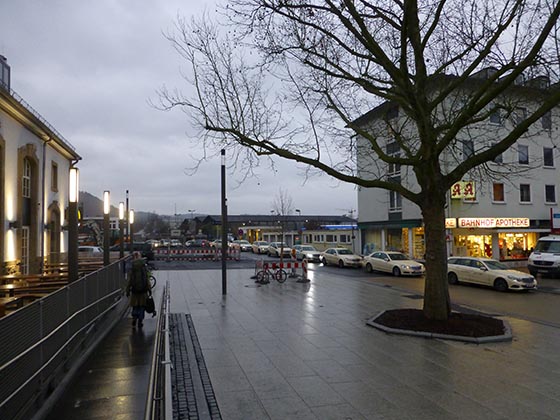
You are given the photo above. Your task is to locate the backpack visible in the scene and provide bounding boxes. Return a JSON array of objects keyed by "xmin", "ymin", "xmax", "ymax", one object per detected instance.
[{"xmin": 130, "ymin": 261, "xmax": 148, "ymax": 293}]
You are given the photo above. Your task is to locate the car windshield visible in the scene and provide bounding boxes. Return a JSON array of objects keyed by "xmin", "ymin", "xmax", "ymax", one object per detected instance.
[
  {"xmin": 337, "ymin": 249, "xmax": 352, "ymax": 255},
  {"xmin": 483, "ymin": 260, "xmax": 509, "ymax": 270},
  {"xmin": 301, "ymin": 246, "xmax": 316, "ymax": 251},
  {"xmin": 534, "ymin": 240, "xmax": 560, "ymax": 253},
  {"xmin": 388, "ymin": 253, "xmax": 408, "ymax": 261}
]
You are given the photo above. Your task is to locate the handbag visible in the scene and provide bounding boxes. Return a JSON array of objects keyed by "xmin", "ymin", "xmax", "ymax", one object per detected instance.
[{"xmin": 145, "ymin": 294, "xmax": 156, "ymax": 317}]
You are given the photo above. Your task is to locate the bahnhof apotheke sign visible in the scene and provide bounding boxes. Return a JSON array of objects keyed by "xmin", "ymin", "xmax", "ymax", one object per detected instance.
[{"xmin": 455, "ymin": 218, "xmax": 530, "ymax": 228}]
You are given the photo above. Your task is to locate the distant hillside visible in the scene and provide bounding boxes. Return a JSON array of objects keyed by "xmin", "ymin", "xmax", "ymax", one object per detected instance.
[{"xmin": 79, "ymin": 191, "xmax": 154, "ymax": 221}]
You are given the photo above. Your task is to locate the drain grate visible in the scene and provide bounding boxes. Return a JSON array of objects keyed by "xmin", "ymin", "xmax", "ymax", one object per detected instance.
[{"xmin": 169, "ymin": 314, "xmax": 222, "ymax": 420}]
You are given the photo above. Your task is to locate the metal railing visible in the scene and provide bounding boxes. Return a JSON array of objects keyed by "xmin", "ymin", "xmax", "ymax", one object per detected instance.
[
  {"xmin": 145, "ymin": 281, "xmax": 172, "ymax": 420},
  {"xmin": 0, "ymin": 260, "xmax": 127, "ymax": 420}
]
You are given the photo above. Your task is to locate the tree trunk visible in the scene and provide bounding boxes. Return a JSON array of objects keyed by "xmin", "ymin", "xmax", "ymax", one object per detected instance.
[{"xmin": 421, "ymin": 195, "xmax": 451, "ymax": 321}]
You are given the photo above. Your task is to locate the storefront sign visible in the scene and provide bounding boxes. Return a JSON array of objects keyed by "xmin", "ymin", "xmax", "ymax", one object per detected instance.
[
  {"xmin": 445, "ymin": 218, "xmax": 457, "ymax": 228},
  {"xmin": 450, "ymin": 181, "xmax": 475, "ymax": 199},
  {"xmin": 458, "ymin": 218, "xmax": 529, "ymax": 228},
  {"xmin": 551, "ymin": 208, "xmax": 560, "ymax": 233}
]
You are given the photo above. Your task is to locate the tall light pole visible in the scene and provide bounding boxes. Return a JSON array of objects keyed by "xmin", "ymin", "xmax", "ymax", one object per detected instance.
[
  {"xmin": 103, "ymin": 191, "xmax": 110, "ymax": 266},
  {"xmin": 221, "ymin": 149, "xmax": 227, "ymax": 295},
  {"xmin": 119, "ymin": 202, "xmax": 125, "ymax": 259},
  {"xmin": 68, "ymin": 167, "xmax": 79, "ymax": 282},
  {"xmin": 129, "ymin": 209, "xmax": 135, "ymax": 255},
  {"xmin": 295, "ymin": 209, "xmax": 301, "ymax": 245}
]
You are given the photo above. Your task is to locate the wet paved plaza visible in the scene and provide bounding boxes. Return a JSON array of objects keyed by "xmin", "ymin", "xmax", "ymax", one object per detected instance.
[{"xmin": 46, "ymin": 268, "xmax": 560, "ymax": 419}]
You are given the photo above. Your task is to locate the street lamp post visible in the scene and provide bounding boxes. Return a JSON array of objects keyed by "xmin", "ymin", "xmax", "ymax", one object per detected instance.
[
  {"xmin": 129, "ymin": 209, "xmax": 135, "ymax": 255},
  {"xmin": 221, "ymin": 149, "xmax": 227, "ymax": 295},
  {"xmin": 119, "ymin": 202, "xmax": 125, "ymax": 259},
  {"xmin": 103, "ymin": 191, "xmax": 110, "ymax": 266},
  {"xmin": 295, "ymin": 209, "xmax": 301, "ymax": 245},
  {"xmin": 68, "ymin": 168, "xmax": 79, "ymax": 282}
]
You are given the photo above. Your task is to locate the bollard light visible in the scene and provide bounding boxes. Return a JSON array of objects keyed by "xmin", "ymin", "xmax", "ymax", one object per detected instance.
[
  {"xmin": 103, "ymin": 191, "xmax": 110, "ymax": 266},
  {"xmin": 129, "ymin": 209, "xmax": 135, "ymax": 255},
  {"xmin": 119, "ymin": 202, "xmax": 125, "ymax": 259},
  {"xmin": 68, "ymin": 168, "xmax": 79, "ymax": 282}
]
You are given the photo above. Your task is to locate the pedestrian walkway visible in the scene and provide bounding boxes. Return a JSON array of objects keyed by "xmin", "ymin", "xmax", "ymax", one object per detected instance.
[
  {"xmin": 164, "ymin": 269, "xmax": 560, "ymax": 420},
  {"xmin": 45, "ymin": 309, "xmax": 157, "ymax": 419},
  {"xmin": 44, "ymin": 269, "xmax": 560, "ymax": 419}
]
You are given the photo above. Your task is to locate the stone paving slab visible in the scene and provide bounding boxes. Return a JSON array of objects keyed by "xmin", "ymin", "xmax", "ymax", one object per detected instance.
[{"xmin": 163, "ymin": 269, "xmax": 560, "ymax": 420}]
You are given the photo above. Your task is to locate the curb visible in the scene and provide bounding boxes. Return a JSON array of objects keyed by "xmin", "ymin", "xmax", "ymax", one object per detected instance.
[{"xmin": 366, "ymin": 310, "xmax": 513, "ymax": 344}]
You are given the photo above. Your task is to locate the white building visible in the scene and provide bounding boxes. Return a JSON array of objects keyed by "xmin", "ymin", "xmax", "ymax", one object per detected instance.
[
  {"xmin": 0, "ymin": 56, "xmax": 81, "ymax": 274},
  {"xmin": 356, "ymin": 69, "xmax": 559, "ymax": 264}
]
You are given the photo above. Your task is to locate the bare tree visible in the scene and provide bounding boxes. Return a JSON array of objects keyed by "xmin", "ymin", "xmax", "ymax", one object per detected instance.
[
  {"xmin": 271, "ymin": 188, "xmax": 294, "ymax": 264},
  {"xmin": 158, "ymin": 0, "xmax": 560, "ymax": 320}
]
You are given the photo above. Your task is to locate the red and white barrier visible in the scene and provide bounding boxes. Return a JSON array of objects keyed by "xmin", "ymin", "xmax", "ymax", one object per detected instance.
[
  {"xmin": 254, "ymin": 260, "xmax": 310, "ymax": 283},
  {"xmin": 154, "ymin": 248, "xmax": 240, "ymax": 261}
]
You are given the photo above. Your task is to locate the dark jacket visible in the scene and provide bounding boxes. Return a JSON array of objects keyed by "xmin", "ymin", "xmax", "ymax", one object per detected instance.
[{"xmin": 126, "ymin": 259, "xmax": 151, "ymax": 307}]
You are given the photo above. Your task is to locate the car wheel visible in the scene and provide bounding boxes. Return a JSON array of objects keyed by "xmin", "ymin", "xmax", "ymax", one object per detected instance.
[
  {"xmin": 322, "ymin": 257, "xmax": 327, "ymax": 266},
  {"xmin": 494, "ymin": 278, "xmax": 509, "ymax": 292},
  {"xmin": 448, "ymin": 272, "xmax": 459, "ymax": 285},
  {"xmin": 392, "ymin": 266, "xmax": 401, "ymax": 277},
  {"xmin": 338, "ymin": 259, "xmax": 344, "ymax": 268},
  {"xmin": 366, "ymin": 263, "xmax": 373, "ymax": 273}
]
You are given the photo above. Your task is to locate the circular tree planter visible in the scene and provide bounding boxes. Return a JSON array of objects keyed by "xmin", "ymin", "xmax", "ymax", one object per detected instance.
[{"xmin": 367, "ymin": 308, "xmax": 512, "ymax": 344}]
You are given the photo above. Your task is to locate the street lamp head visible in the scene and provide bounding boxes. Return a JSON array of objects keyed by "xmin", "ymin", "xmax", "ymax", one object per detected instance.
[
  {"xmin": 103, "ymin": 191, "xmax": 110, "ymax": 215},
  {"xmin": 119, "ymin": 202, "xmax": 125, "ymax": 220},
  {"xmin": 69, "ymin": 168, "xmax": 79, "ymax": 203},
  {"xmin": 129, "ymin": 209, "xmax": 135, "ymax": 225}
]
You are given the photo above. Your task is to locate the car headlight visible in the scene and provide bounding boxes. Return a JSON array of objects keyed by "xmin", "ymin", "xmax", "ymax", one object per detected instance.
[
  {"xmin": 401, "ymin": 264, "xmax": 411, "ymax": 269},
  {"xmin": 506, "ymin": 275, "xmax": 521, "ymax": 281}
]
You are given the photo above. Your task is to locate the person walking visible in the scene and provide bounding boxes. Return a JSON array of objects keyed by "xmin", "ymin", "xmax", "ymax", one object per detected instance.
[{"xmin": 126, "ymin": 251, "xmax": 151, "ymax": 327}]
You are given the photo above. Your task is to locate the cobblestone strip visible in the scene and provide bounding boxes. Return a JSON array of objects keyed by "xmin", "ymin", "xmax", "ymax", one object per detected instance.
[
  {"xmin": 170, "ymin": 313, "xmax": 199, "ymax": 420},
  {"xmin": 185, "ymin": 314, "xmax": 222, "ymax": 420}
]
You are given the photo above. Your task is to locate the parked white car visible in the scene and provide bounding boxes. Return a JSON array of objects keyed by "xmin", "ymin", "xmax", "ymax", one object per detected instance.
[
  {"xmin": 292, "ymin": 245, "xmax": 321, "ymax": 262},
  {"xmin": 78, "ymin": 246, "xmax": 103, "ymax": 255},
  {"xmin": 233, "ymin": 240, "xmax": 252, "ymax": 251},
  {"xmin": 267, "ymin": 242, "xmax": 292, "ymax": 257},
  {"xmin": 252, "ymin": 241, "xmax": 269, "ymax": 254},
  {"xmin": 320, "ymin": 248, "xmax": 362, "ymax": 268},
  {"xmin": 447, "ymin": 257, "xmax": 537, "ymax": 292},
  {"xmin": 363, "ymin": 251, "xmax": 425, "ymax": 276}
]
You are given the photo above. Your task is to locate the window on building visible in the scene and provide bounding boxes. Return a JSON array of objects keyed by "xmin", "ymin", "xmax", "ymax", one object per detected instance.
[
  {"xmin": 51, "ymin": 161, "xmax": 58, "ymax": 191},
  {"xmin": 313, "ymin": 234, "xmax": 324, "ymax": 243},
  {"xmin": 23, "ymin": 159, "xmax": 31, "ymax": 198},
  {"xmin": 543, "ymin": 147, "xmax": 554, "ymax": 167},
  {"xmin": 545, "ymin": 185, "xmax": 556, "ymax": 204},
  {"xmin": 492, "ymin": 183, "xmax": 505, "ymax": 202},
  {"xmin": 386, "ymin": 141, "xmax": 401, "ymax": 175},
  {"xmin": 492, "ymin": 142, "xmax": 503, "ymax": 164},
  {"xmin": 339, "ymin": 234, "xmax": 351, "ymax": 243},
  {"xmin": 462, "ymin": 140, "xmax": 474, "ymax": 160},
  {"xmin": 489, "ymin": 109, "xmax": 502, "ymax": 124},
  {"xmin": 512, "ymin": 107, "xmax": 527, "ymax": 125},
  {"xmin": 389, "ymin": 190, "xmax": 402, "ymax": 212},
  {"xmin": 325, "ymin": 234, "xmax": 336, "ymax": 243},
  {"xmin": 520, "ymin": 184, "xmax": 531, "ymax": 202},
  {"xmin": 518, "ymin": 145, "xmax": 529, "ymax": 164},
  {"xmin": 542, "ymin": 111, "xmax": 552, "ymax": 130}
]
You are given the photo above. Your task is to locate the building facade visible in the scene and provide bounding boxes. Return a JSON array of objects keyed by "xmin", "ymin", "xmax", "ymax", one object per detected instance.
[
  {"xmin": 0, "ymin": 56, "xmax": 80, "ymax": 274},
  {"xmin": 357, "ymin": 70, "xmax": 559, "ymax": 264}
]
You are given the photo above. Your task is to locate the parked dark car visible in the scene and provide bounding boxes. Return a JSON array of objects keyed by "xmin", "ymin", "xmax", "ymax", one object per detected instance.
[{"xmin": 186, "ymin": 239, "xmax": 210, "ymax": 248}]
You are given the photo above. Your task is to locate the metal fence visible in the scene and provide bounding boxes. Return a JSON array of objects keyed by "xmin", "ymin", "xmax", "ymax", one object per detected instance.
[
  {"xmin": 144, "ymin": 281, "xmax": 172, "ymax": 420},
  {"xmin": 0, "ymin": 260, "xmax": 127, "ymax": 420}
]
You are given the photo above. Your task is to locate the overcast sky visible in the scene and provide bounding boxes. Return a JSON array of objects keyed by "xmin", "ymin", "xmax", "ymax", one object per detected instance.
[{"xmin": 0, "ymin": 0, "xmax": 357, "ymax": 217}]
